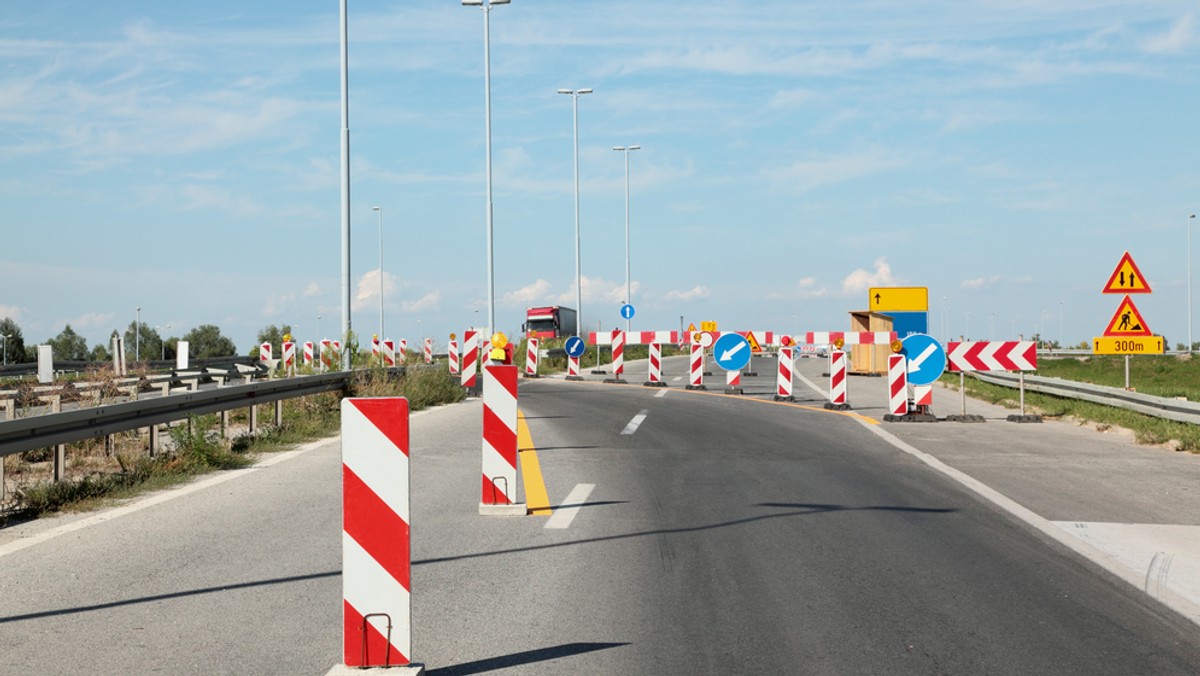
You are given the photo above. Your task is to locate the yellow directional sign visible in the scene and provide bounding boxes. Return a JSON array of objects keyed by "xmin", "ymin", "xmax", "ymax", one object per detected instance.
[
  {"xmin": 1102, "ymin": 251, "xmax": 1151, "ymax": 294},
  {"xmin": 869, "ymin": 287, "xmax": 929, "ymax": 312},
  {"xmin": 1092, "ymin": 336, "xmax": 1164, "ymax": 355},
  {"xmin": 700, "ymin": 321, "xmax": 718, "ymax": 332}
]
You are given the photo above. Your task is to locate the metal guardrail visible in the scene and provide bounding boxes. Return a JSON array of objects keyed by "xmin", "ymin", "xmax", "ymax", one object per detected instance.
[
  {"xmin": 0, "ymin": 370, "xmax": 371, "ymax": 459},
  {"xmin": 970, "ymin": 372, "xmax": 1200, "ymax": 425}
]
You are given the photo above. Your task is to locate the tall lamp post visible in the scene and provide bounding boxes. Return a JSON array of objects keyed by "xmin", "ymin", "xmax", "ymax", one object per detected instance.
[
  {"xmin": 135, "ymin": 306, "xmax": 141, "ymax": 362},
  {"xmin": 463, "ymin": 0, "xmax": 511, "ymax": 336},
  {"xmin": 1190, "ymin": 214, "xmax": 1196, "ymax": 353},
  {"xmin": 613, "ymin": 144, "xmax": 640, "ymax": 334},
  {"xmin": 373, "ymin": 206, "xmax": 385, "ymax": 339},
  {"xmin": 1058, "ymin": 300, "xmax": 1064, "ymax": 349},
  {"xmin": 558, "ymin": 87, "xmax": 592, "ymax": 337},
  {"xmin": 156, "ymin": 324, "xmax": 171, "ymax": 360},
  {"xmin": 1, "ymin": 334, "xmax": 9, "ymax": 367}
]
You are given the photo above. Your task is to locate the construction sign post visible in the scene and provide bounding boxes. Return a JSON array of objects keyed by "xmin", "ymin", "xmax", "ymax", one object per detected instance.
[{"xmin": 1093, "ymin": 251, "xmax": 1164, "ymax": 363}]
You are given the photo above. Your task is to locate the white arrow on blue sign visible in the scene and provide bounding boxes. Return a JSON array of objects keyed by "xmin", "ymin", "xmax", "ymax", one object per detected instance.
[
  {"xmin": 620, "ymin": 303, "xmax": 635, "ymax": 320},
  {"xmin": 900, "ymin": 333, "xmax": 946, "ymax": 386},
  {"xmin": 712, "ymin": 333, "xmax": 751, "ymax": 372},
  {"xmin": 565, "ymin": 336, "xmax": 586, "ymax": 359}
]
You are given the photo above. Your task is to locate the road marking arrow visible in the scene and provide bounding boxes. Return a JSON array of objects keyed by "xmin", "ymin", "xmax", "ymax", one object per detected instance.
[{"xmin": 720, "ymin": 341, "xmax": 747, "ymax": 362}]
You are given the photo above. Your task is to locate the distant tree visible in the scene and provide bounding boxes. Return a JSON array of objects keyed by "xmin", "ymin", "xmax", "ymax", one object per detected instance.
[
  {"xmin": 0, "ymin": 317, "xmax": 27, "ymax": 364},
  {"xmin": 123, "ymin": 321, "xmax": 162, "ymax": 363},
  {"xmin": 47, "ymin": 324, "xmax": 89, "ymax": 361},
  {"xmin": 89, "ymin": 342, "xmax": 111, "ymax": 362},
  {"xmin": 182, "ymin": 324, "xmax": 237, "ymax": 359},
  {"xmin": 161, "ymin": 337, "xmax": 178, "ymax": 361},
  {"xmin": 251, "ymin": 324, "xmax": 294, "ymax": 358}
]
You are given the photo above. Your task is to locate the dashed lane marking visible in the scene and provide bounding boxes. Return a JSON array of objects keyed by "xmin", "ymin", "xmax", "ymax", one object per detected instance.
[
  {"xmin": 545, "ymin": 483, "xmax": 596, "ymax": 530},
  {"xmin": 621, "ymin": 410, "xmax": 649, "ymax": 435}
]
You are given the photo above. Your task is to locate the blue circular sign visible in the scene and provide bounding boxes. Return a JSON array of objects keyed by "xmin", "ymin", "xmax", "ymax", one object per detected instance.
[
  {"xmin": 620, "ymin": 303, "xmax": 636, "ymax": 320},
  {"xmin": 564, "ymin": 335, "xmax": 586, "ymax": 358},
  {"xmin": 900, "ymin": 333, "xmax": 946, "ymax": 386},
  {"xmin": 712, "ymin": 333, "xmax": 752, "ymax": 371}
]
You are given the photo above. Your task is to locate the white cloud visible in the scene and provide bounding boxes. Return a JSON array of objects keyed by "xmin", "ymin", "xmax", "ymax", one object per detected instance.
[
  {"xmin": 841, "ymin": 258, "xmax": 898, "ymax": 295},
  {"xmin": 0, "ymin": 304, "xmax": 26, "ymax": 322},
  {"xmin": 503, "ymin": 279, "xmax": 553, "ymax": 307},
  {"xmin": 400, "ymin": 291, "xmax": 439, "ymax": 313},
  {"xmin": 263, "ymin": 293, "xmax": 296, "ymax": 317},
  {"xmin": 302, "ymin": 281, "xmax": 320, "ymax": 297},
  {"xmin": 71, "ymin": 312, "xmax": 116, "ymax": 328},
  {"xmin": 764, "ymin": 148, "xmax": 907, "ymax": 193},
  {"xmin": 352, "ymin": 269, "xmax": 400, "ymax": 312},
  {"xmin": 662, "ymin": 285, "xmax": 711, "ymax": 302},
  {"xmin": 1142, "ymin": 14, "xmax": 1194, "ymax": 54},
  {"xmin": 767, "ymin": 277, "xmax": 830, "ymax": 301},
  {"xmin": 961, "ymin": 276, "xmax": 1002, "ymax": 290}
]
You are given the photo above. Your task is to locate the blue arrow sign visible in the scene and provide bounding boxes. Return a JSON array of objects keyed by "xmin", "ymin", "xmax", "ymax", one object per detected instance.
[
  {"xmin": 620, "ymin": 303, "xmax": 635, "ymax": 320},
  {"xmin": 712, "ymin": 333, "xmax": 751, "ymax": 372},
  {"xmin": 564, "ymin": 335, "xmax": 586, "ymax": 358},
  {"xmin": 900, "ymin": 333, "xmax": 946, "ymax": 386}
]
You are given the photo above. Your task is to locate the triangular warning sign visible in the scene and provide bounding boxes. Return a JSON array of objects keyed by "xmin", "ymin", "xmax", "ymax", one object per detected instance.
[
  {"xmin": 746, "ymin": 331, "xmax": 763, "ymax": 353},
  {"xmin": 1102, "ymin": 251, "xmax": 1151, "ymax": 294},
  {"xmin": 1103, "ymin": 295, "xmax": 1152, "ymax": 336},
  {"xmin": 687, "ymin": 323, "xmax": 697, "ymax": 333}
]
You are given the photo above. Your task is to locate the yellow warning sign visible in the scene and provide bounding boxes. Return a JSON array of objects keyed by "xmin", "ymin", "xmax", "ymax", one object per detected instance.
[
  {"xmin": 746, "ymin": 331, "xmax": 763, "ymax": 353},
  {"xmin": 1093, "ymin": 336, "xmax": 1164, "ymax": 355},
  {"xmin": 1102, "ymin": 251, "xmax": 1151, "ymax": 294},
  {"xmin": 686, "ymin": 323, "xmax": 697, "ymax": 333},
  {"xmin": 1103, "ymin": 295, "xmax": 1152, "ymax": 336}
]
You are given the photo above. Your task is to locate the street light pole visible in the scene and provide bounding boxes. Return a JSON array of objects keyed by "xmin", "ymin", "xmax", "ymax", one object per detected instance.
[
  {"xmin": 558, "ymin": 87, "xmax": 592, "ymax": 337},
  {"xmin": 1058, "ymin": 300, "xmax": 1064, "ymax": 349},
  {"xmin": 135, "ymin": 306, "xmax": 141, "ymax": 362},
  {"xmin": 464, "ymin": 0, "xmax": 511, "ymax": 336},
  {"xmin": 613, "ymin": 144, "xmax": 640, "ymax": 334},
  {"xmin": 1190, "ymin": 214, "xmax": 1196, "ymax": 352},
  {"xmin": 374, "ymin": 206, "xmax": 384, "ymax": 340},
  {"xmin": 339, "ymin": 0, "xmax": 352, "ymax": 370},
  {"xmin": 1, "ymin": 334, "xmax": 9, "ymax": 367}
]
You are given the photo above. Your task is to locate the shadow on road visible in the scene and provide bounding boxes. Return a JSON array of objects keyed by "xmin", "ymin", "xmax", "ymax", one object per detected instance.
[{"xmin": 425, "ymin": 642, "xmax": 629, "ymax": 675}]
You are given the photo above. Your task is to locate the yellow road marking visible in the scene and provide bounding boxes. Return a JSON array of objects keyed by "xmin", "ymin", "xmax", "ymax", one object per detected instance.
[{"xmin": 518, "ymin": 410, "xmax": 553, "ymax": 515}]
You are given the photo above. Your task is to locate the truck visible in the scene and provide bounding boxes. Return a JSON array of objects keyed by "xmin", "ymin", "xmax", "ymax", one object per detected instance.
[{"xmin": 523, "ymin": 306, "xmax": 578, "ymax": 339}]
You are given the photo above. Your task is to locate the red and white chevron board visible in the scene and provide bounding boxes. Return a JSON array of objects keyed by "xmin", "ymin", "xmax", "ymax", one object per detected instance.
[
  {"xmin": 382, "ymin": 340, "xmax": 395, "ymax": 368},
  {"xmin": 282, "ymin": 341, "xmax": 295, "ymax": 369},
  {"xmin": 589, "ymin": 330, "xmax": 680, "ymax": 345},
  {"xmin": 340, "ymin": 397, "xmax": 412, "ymax": 668},
  {"xmin": 423, "ymin": 338, "xmax": 433, "ymax": 364},
  {"xmin": 259, "ymin": 342, "xmax": 271, "ymax": 362},
  {"xmin": 946, "ymin": 341, "xmax": 1037, "ymax": 372},
  {"xmin": 690, "ymin": 343, "xmax": 705, "ymax": 387},
  {"xmin": 448, "ymin": 340, "xmax": 459, "ymax": 375},
  {"xmin": 888, "ymin": 354, "xmax": 908, "ymax": 415},
  {"xmin": 481, "ymin": 365, "xmax": 518, "ymax": 505},
  {"xmin": 777, "ymin": 347, "xmax": 794, "ymax": 398},
  {"xmin": 525, "ymin": 337, "xmax": 539, "ymax": 376},
  {"xmin": 460, "ymin": 331, "xmax": 478, "ymax": 388},
  {"xmin": 805, "ymin": 331, "xmax": 897, "ymax": 345},
  {"xmin": 303, "ymin": 341, "xmax": 314, "ymax": 366},
  {"xmin": 829, "ymin": 351, "xmax": 847, "ymax": 405},
  {"xmin": 611, "ymin": 330, "xmax": 625, "ymax": 376},
  {"xmin": 647, "ymin": 342, "xmax": 662, "ymax": 383}
]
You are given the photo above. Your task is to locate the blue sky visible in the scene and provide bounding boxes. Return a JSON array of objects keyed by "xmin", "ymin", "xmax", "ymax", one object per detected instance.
[{"xmin": 2, "ymin": 1, "xmax": 1198, "ymax": 353}]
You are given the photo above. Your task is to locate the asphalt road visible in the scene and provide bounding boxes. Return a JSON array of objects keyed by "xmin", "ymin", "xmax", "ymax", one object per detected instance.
[{"xmin": 2, "ymin": 367, "xmax": 1199, "ymax": 674}]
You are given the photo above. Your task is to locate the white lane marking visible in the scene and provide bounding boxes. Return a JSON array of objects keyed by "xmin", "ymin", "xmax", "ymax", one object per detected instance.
[
  {"xmin": 654, "ymin": 388, "xmax": 669, "ymax": 398},
  {"xmin": 621, "ymin": 410, "xmax": 649, "ymax": 435},
  {"xmin": 672, "ymin": 376, "xmax": 683, "ymax": 382},
  {"xmin": 545, "ymin": 483, "xmax": 596, "ymax": 530}
]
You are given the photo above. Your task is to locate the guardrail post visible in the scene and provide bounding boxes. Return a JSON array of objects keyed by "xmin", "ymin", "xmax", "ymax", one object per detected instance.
[
  {"xmin": 149, "ymin": 423, "xmax": 160, "ymax": 457},
  {"xmin": 249, "ymin": 404, "xmax": 258, "ymax": 435},
  {"xmin": 1, "ymin": 399, "xmax": 12, "ymax": 421},
  {"xmin": 49, "ymin": 396, "xmax": 66, "ymax": 482},
  {"xmin": 274, "ymin": 400, "xmax": 283, "ymax": 427},
  {"xmin": 220, "ymin": 410, "xmax": 230, "ymax": 439}
]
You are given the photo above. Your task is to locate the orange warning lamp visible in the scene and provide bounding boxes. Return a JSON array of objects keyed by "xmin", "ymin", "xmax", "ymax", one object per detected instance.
[
  {"xmin": 781, "ymin": 335, "xmax": 794, "ymax": 347},
  {"xmin": 890, "ymin": 339, "xmax": 904, "ymax": 353},
  {"xmin": 489, "ymin": 332, "xmax": 509, "ymax": 361},
  {"xmin": 283, "ymin": 333, "xmax": 292, "ymax": 343},
  {"xmin": 450, "ymin": 333, "xmax": 457, "ymax": 341},
  {"xmin": 833, "ymin": 337, "xmax": 845, "ymax": 350}
]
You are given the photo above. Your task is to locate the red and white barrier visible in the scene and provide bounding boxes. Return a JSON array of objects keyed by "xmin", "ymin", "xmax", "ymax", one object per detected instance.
[
  {"xmin": 333, "ymin": 341, "xmax": 343, "ymax": 369},
  {"xmin": 423, "ymin": 338, "xmax": 433, "ymax": 364},
  {"xmin": 567, "ymin": 354, "xmax": 580, "ymax": 378},
  {"xmin": 688, "ymin": 343, "xmax": 705, "ymax": 389},
  {"xmin": 829, "ymin": 351, "xmax": 847, "ymax": 406},
  {"xmin": 725, "ymin": 369, "xmax": 741, "ymax": 392},
  {"xmin": 259, "ymin": 342, "xmax": 272, "ymax": 362},
  {"xmin": 888, "ymin": 354, "xmax": 908, "ymax": 416},
  {"xmin": 647, "ymin": 343, "xmax": 662, "ymax": 384},
  {"xmin": 611, "ymin": 330, "xmax": 625, "ymax": 378},
  {"xmin": 282, "ymin": 341, "xmax": 296, "ymax": 372},
  {"xmin": 946, "ymin": 341, "xmax": 1037, "ymax": 372},
  {"xmin": 590, "ymin": 330, "xmax": 680, "ymax": 346},
  {"xmin": 303, "ymin": 342, "xmax": 314, "ymax": 367},
  {"xmin": 398, "ymin": 339, "xmax": 407, "ymax": 365},
  {"xmin": 340, "ymin": 397, "xmax": 412, "ymax": 668},
  {"xmin": 776, "ymin": 347, "xmax": 793, "ymax": 400},
  {"xmin": 805, "ymin": 331, "xmax": 897, "ymax": 345},
  {"xmin": 525, "ymin": 338, "xmax": 539, "ymax": 377},
  {"xmin": 914, "ymin": 385, "xmax": 933, "ymax": 408},
  {"xmin": 448, "ymin": 339, "xmax": 459, "ymax": 375},
  {"xmin": 461, "ymin": 331, "xmax": 478, "ymax": 388},
  {"xmin": 481, "ymin": 365, "xmax": 520, "ymax": 510},
  {"xmin": 321, "ymin": 340, "xmax": 333, "ymax": 371},
  {"xmin": 382, "ymin": 340, "xmax": 395, "ymax": 368},
  {"xmin": 371, "ymin": 336, "xmax": 380, "ymax": 362}
]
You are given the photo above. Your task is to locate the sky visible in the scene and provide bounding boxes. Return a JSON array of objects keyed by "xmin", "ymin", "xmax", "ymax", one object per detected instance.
[{"xmin": 2, "ymin": 1, "xmax": 1199, "ymax": 354}]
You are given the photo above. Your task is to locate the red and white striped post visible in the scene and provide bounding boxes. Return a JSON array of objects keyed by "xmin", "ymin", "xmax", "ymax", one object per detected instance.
[
  {"xmin": 448, "ymin": 339, "xmax": 459, "ymax": 375},
  {"xmin": 611, "ymin": 330, "xmax": 625, "ymax": 378},
  {"xmin": 460, "ymin": 331, "xmax": 478, "ymax": 388},
  {"xmin": 524, "ymin": 338, "xmax": 539, "ymax": 378},
  {"xmin": 423, "ymin": 338, "xmax": 433, "ymax": 364},
  {"xmin": 340, "ymin": 397, "xmax": 412, "ymax": 668},
  {"xmin": 333, "ymin": 341, "xmax": 342, "ymax": 369},
  {"xmin": 724, "ymin": 368, "xmax": 742, "ymax": 394},
  {"xmin": 371, "ymin": 336, "xmax": 380, "ymax": 364},
  {"xmin": 282, "ymin": 341, "xmax": 296, "ymax": 374},
  {"xmin": 775, "ymin": 346, "xmax": 794, "ymax": 401},
  {"xmin": 687, "ymin": 343, "xmax": 706, "ymax": 390},
  {"xmin": 382, "ymin": 340, "xmax": 395, "ymax": 368},
  {"xmin": 828, "ymin": 351, "xmax": 848, "ymax": 408},
  {"xmin": 303, "ymin": 341, "xmax": 314, "ymax": 368},
  {"xmin": 644, "ymin": 342, "xmax": 664, "ymax": 386},
  {"xmin": 480, "ymin": 364, "xmax": 524, "ymax": 514},
  {"xmin": 321, "ymin": 340, "xmax": 333, "ymax": 371},
  {"xmin": 396, "ymin": 339, "xmax": 407, "ymax": 365},
  {"xmin": 567, "ymin": 353, "xmax": 580, "ymax": 379},
  {"xmin": 887, "ymin": 354, "xmax": 908, "ymax": 416},
  {"xmin": 259, "ymin": 342, "xmax": 272, "ymax": 363}
]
